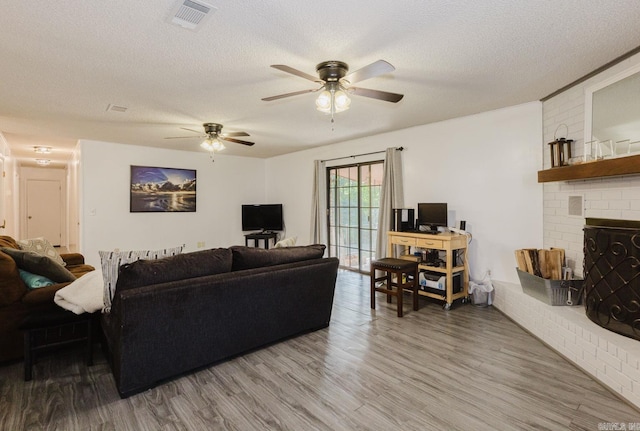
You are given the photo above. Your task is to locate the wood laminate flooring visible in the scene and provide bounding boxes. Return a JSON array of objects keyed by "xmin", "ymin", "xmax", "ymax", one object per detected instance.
[{"xmin": 1, "ymin": 270, "xmax": 639, "ymax": 430}]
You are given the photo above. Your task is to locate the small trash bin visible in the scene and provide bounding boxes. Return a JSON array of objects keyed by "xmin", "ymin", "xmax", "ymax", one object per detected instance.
[{"xmin": 469, "ymin": 277, "xmax": 494, "ymax": 307}]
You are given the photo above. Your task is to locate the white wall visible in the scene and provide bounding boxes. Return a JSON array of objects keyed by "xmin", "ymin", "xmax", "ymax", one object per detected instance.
[
  {"xmin": 79, "ymin": 140, "xmax": 266, "ymax": 267},
  {"xmin": 266, "ymin": 102, "xmax": 543, "ymax": 283}
]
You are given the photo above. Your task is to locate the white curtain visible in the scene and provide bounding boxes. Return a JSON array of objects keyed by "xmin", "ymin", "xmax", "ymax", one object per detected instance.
[
  {"xmin": 376, "ymin": 148, "xmax": 404, "ymax": 259},
  {"xmin": 311, "ymin": 160, "xmax": 327, "ymax": 248}
]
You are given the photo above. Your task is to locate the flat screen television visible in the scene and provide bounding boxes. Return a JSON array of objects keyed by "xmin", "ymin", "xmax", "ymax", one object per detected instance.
[
  {"xmin": 417, "ymin": 203, "xmax": 448, "ymax": 232},
  {"xmin": 241, "ymin": 204, "xmax": 284, "ymax": 232}
]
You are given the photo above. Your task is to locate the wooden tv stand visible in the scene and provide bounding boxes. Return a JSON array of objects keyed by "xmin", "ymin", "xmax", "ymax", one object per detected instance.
[{"xmin": 387, "ymin": 231, "xmax": 469, "ymax": 310}]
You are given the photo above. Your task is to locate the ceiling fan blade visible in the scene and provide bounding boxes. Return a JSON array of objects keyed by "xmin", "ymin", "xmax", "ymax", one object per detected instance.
[
  {"xmin": 180, "ymin": 127, "xmax": 204, "ymax": 134},
  {"xmin": 343, "ymin": 60, "xmax": 395, "ymax": 85},
  {"xmin": 164, "ymin": 135, "xmax": 206, "ymax": 139},
  {"xmin": 221, "ymin": 137, "xmax": 255, "ymax": 146},
  {"xmin": 349, "ymin": 86, "xmax": 404, "ymax": 103},
  {"xmin": 270, "ymin": 64, "xmax": 321, "ymax": 82},
  {"xmin": 262, "ymin": 87, "xmax": 322, "ymax": 101},
  {"xmin": 222, "ymin": 131, "xmax": 250, "ymax": 137}
]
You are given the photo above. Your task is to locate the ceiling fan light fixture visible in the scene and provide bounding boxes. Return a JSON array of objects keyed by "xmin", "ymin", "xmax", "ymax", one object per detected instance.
[
  {"xmin": 316, "ymin": 83, "xmax": 351, "ymax": 115},
  {"xmin": 200, "ymin": 137, "xmax": 225, "ymax": 152},
  {"xmin": 315, "ymin": 90, "xmax": 332, "ymax": 113},
  {"xmin": 334, "ymin": 89, "xmax": 351, "ymax": 112}
]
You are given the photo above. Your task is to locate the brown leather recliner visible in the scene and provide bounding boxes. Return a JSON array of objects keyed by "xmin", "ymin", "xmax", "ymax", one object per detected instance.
[{"xmin": 0, "ymin": 236, "xmax": 95, "ymax": 363}]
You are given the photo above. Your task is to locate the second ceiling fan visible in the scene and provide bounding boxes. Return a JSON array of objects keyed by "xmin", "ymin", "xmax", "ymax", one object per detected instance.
[
  {"xmin": 165, "ymin": 123, "xmax": 255, "ymax": 152},
  {"xmin": 262, "ymin": 59, "xmax": 404, "ymax": 116}
]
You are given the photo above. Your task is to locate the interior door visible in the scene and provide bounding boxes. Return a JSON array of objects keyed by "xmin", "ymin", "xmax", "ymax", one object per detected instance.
[{"xmin": 26, "ymin": 179, "xmax": 62, "ymax": 245}]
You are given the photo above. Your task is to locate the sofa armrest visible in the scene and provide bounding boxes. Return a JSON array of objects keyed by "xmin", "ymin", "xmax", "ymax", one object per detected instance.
[
  {"xmin": 60, "ymin": 253, "xmax": 85, "ymax": 266},
  {"xmin": 21, "ymin": 282, "xmax": 71, "ymax": 304}
]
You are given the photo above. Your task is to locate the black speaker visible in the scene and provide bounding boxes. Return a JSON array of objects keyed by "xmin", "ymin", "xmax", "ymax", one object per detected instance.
[
  {"xmin": 392, "ymin": 208, "xmax": 415, "ymax": 231},
  {"xmin": 460, "ymin": 220, "xmax": 466, "ymax": 230}
]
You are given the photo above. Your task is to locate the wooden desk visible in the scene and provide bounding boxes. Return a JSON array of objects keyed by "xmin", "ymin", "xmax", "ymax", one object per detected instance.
[{"xmin": 387, "ymin": 231, "xmax": 469, "ymax": 310}]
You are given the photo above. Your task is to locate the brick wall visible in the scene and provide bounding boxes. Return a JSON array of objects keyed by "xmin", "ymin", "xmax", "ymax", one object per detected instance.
[
  {"xmin": 494, "ymin": 281, "xmax": 640, "ymax": 409},
  {"xmin": 494, "ymin": 51, "xmax": 640, "ymax": 410},
  {"xmin": 542, "ymin": 52, "xmax": 640, "ymax": 278}
]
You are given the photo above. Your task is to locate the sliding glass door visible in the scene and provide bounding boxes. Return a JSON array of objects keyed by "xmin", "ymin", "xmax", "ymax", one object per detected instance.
[{"xmin": 327, "ymin": 161, "xmax": 383, "ymax": 273}]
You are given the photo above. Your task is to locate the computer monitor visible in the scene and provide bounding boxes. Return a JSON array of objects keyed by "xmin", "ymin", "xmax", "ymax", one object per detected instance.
[{"xmin": 417, "ymin": 203, "xmax": 448, "ymax": 233}]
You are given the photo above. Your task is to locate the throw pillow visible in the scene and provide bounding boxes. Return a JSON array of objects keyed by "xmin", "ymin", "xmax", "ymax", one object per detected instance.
[
  {"xmin": 230, "ymin": 244, "xmax": 326, "ymax": 271},
  {"xmin": 116, "ymin": 248, "xmax": 232, "ymax": 290},
  {"xmin": 0, "ymin": 250, "xmax": 27, "ymax": 306},
  {"xmin": 274, "ymin": 236, "xmax": 297, "ymax": 248},
  {"xmin": 100, "ymin": 245, "xmax": 184, "ymax": 312},
  {"xmin": 17, "ymin": 237, "xmax": 66, "ymax": 267},
  {"xmin": 0, "ymin": 247, "xmax": 77, "ymax": 283},
  {"xmin": 19, "ymin": 269, "xmax": 55, "ymax": 289}
]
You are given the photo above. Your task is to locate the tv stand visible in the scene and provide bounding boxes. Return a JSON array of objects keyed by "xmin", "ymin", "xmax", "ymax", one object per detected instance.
[{"xmin": 244, "ymin": 232, "xmax": 278, "ymax": 249}]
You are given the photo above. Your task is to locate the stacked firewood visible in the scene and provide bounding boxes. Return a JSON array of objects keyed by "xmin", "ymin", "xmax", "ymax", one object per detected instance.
[{"xmin": 514, "ymin": 248, "xmax": 565, "ymax": 279}]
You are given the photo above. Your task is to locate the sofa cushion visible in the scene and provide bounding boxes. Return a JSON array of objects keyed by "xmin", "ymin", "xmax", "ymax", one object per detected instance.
[
  {"xmin": 17, "ymin": 237, "xmax": 66, "ymax": 267},
  {"xmin": 100, "ymin": 245, "xmax": 184, "ymax": 312},
  {"xmin": 230, "ymin": 244, "xmax": 326, "ymax": 271},
  {"xmin": 0, "ymin": 250, "xmax": 27, "ymax": 306},
  {"xmin": 1, "ymin": 247, "xmax": 77, "ymax": 283},
  {"xmin": 116, "ymin": 248, "xmax": 233, "ymax": 290}
]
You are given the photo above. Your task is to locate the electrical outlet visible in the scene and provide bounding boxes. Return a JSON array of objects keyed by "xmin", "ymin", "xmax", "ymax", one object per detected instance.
[{"xmin": 486, "ymin": 269, "xmax": 492, "ymax": 277}]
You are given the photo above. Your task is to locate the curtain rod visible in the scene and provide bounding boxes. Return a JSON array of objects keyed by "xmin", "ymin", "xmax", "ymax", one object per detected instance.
[{"xmin": 321, "ymin": 146, "xmax": 403, "ymax": 163}]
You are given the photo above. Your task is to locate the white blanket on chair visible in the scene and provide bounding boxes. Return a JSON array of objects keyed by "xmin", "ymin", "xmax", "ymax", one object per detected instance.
[{"xmin": 54, "ymin": 269, "xmax": 104, "ymax": 314}]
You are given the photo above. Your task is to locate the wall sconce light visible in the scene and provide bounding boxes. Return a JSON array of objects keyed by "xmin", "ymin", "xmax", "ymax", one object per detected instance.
[
  {"xmin": 35, "ymin": 159, "xmax": 51, "ymax": 166},
  {"xmin": 33, "ymin": 146, "xmax": 52, "ymax": 154}
]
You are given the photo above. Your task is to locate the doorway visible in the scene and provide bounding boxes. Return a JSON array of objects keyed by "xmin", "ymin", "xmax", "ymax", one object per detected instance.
[
  {"xmin": 327, "ymin": 161, "xmax": 383, "ymax": 273},
  {"xmin": 26, "ymin": 179, "xmax": 62, "ymax": 246}
]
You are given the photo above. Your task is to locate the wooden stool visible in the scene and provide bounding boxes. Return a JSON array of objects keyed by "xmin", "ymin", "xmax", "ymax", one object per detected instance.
[
  {"xmin": 370, "ymin": 258, "xmax": 419, "ymax": 317},
  {"xmin": 19, "ymin": 307, "xmax": 95, "ymax": 381}
]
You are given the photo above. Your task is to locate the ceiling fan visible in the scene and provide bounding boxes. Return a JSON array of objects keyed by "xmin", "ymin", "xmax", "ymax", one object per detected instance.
[
  {"xmin": 165, "ymin": 123, "xmax": 255, "ymax": 152},
  {"xmin": 262, "ymin": 59, "xmax": 403, "ymax": 115}
]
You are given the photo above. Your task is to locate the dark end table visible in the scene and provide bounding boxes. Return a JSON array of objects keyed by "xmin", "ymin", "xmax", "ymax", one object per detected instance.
[
  {"xmin": 244, "ymin": 232, "xmax": 278, "ymax": 249},
  {"xmin": 19, "ymin": 307, "xmax": 96, "ymax": 381}
]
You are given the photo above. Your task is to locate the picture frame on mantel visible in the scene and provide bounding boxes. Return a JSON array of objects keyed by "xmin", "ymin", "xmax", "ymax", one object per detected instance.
[{"xmin": 130, "ymin": 165, "xmax": 197, "ymax": 213}]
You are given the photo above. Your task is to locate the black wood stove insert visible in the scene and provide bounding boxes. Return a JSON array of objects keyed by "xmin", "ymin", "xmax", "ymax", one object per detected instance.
[{"xmin": 584, "ymin": 218, "xmax": 640, "ymax": 341}]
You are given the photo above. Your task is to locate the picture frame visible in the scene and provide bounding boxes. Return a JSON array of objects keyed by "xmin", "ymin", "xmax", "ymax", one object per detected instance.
[{"xmin": 130, "ymin": 165, "xmax": 196, "ymax": 212}]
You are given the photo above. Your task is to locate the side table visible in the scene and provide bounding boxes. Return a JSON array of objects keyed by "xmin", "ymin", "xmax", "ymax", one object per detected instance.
[
  {"xmin": 19, "ymin": 307, "xmax": 96, "ymax": 381},
  {"xmin": 244, "ymin": 232, "xmax": 278, "ymax": 249}
]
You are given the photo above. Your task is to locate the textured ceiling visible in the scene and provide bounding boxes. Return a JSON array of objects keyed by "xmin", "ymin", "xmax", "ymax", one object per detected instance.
[{"xmin": 1, "ymin": 0, "xmax": 640, "ymax": 166}]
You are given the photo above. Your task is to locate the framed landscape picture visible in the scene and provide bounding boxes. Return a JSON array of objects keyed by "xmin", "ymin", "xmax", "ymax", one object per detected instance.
[{"xmin": 130, "ymin": 165, "xmax": 196, "ymax": 212}]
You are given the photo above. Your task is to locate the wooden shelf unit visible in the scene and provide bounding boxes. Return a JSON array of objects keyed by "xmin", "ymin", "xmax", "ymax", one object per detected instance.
[
  {"xmin": 537, "ymin": 154, "xmax": 640, "ymax": 182},
  {"xmin": 387, "ymin": 231, "xmax": 469, "ymax": 309}
]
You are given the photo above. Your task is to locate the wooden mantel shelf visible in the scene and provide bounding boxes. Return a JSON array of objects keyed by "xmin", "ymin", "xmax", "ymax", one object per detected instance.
[{"xmin": 537, "ymin": 154, "xmax": 640, "ymax": 182}]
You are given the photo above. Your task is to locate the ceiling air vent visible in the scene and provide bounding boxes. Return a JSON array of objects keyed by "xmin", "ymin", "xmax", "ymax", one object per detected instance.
[{"xmin": 168, "ymin": 0, "xmax": 216, "ymax": 31}]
